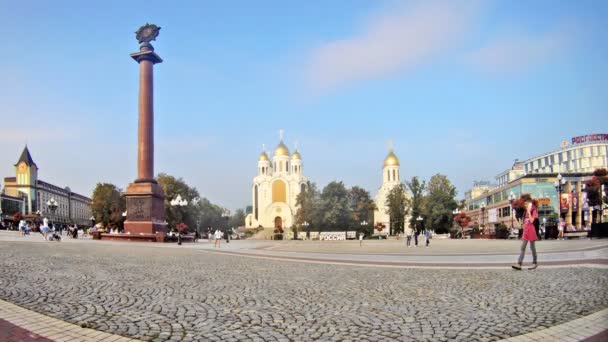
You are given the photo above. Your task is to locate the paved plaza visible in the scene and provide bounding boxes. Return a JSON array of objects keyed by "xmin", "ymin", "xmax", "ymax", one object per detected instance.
[{"xmin": 0, "ymin": 233, "xmax": 607, "ymax": 341}]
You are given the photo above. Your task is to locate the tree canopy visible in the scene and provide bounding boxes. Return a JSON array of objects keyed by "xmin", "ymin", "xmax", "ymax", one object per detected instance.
[
  {"xmin": 91, "ymin": 174, "xmax": 232, "ymax": 233},
  {"xmin": 91, "ymin": 183, "xmax": 126, "ymax": 229},
  {"xmin": 348, "ymin": 186, "xmax": 376, "ymax": 234},
  {"xmin": 385, "ymin": 184, "xmax": 410, "ymax": 235},
  {"xmin": 406, "ymin": 176, "xmax": 425, "ymax": 230},
  {"xmin": 423, "ymin": 174, "xmax": 458, "ymax": 233},
  {"xmin": 319, "ymin": 181, "xmax": 351, "ymax": 231},
  {"xmin": 295, "ymin": 181, "xmax": 320, "ymax": 230}
]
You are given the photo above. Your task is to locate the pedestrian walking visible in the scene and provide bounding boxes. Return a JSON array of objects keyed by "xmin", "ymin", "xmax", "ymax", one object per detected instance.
[
  {"xmin": 359, "ymin": 233, "xmax": 364, "ymax": 247},
  {"xmin": 425, "ymin": 229, "xmax": 431, "ymax": 247},
  {"xmin": 557, "ymin": 218, "xmax": 565, "ymax": 240},
  {"xmin": 404, "ymin": 226, "xmax": 413, "ymax": 247},
  {"xmin": 414, "ymin": 224, "xmax": 421, "ymax": 247},
  {"xmin": 512, "ymin": 196, "xmax": 538, "ymax": 270},
  {"xmin": 214, "ymin": 229, "xmax": 222, "ymax": 248},
  {"xmin": 41, "ymin": 218, "xmax": 50, "ymax": 241}
]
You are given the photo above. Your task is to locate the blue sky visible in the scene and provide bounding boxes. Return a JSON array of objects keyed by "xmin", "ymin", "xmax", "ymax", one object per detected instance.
[{"xmin": 1, "ymin": 0, "xmax": 607, "ymax": 211}]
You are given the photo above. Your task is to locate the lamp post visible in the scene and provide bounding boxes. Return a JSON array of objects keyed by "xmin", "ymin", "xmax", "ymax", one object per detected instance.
[
  {"xmin": 171, "ymin": 195, "xmax": 188, "ymax": 245},
  {"xmin": 508, "ymin": 191, "xmax": 516, "ymax": 229},
  {"xmin": 122, "ymin": 211, "xmax": 127, "ymax": 233},
  {"xmin": 554, "ymin": 174, "xmax": 566, "ymax": 221},
  {"xmin": 47, "ymin": 198, "xmax": 58, "ymax": 229},
  {"xmin": 221, "ymin": 209, "xmax": 230, "ymax": 242},
  {"xmin": 480, "ymin": 202, "xmax": 486, "ymax": 236},
  {"xmin": 452, "ymin": 209, "xmax": 459, "ymax": 235},
  {"xmin": 360, "ymin": 220, "xmax": 368, "ymax": 238},
  {"xmin": 302, "ymin": 221, "xmax": 309, "ymax": 239},
  {"xmin": 170, "ymin": 194, "xmax": 188, "ymax": 227}
]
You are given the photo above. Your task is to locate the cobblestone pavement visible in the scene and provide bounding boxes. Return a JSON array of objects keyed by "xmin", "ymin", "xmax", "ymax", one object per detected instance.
[{"xmin": 0, "ymin": 241, "xmax": 607, "ymax": 341}]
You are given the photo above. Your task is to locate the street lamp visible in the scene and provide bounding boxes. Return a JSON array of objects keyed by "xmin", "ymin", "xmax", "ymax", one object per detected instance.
[
  {"xmin": 508, "ymin": 191, "xmax": 516, "ymax": 229},
  {"xmin": 554, "ymin": 174, "xmax": 566, "ymax": 221},
  {"xmin": 170, "ymin": 194, "xmax": 188, "ymax": 207},
  {"xmin": 170, "ymin": 195, "xmax": 188, "ymax": 225},
  {"xmin": 221, "ymin": 209, "xmax": 231, "ymax": 242},
  {"xmin": 416, "ymin": 216, "xmax": 423, "ymax": 231},
  {"xmin": 121, "ymin": 211, "xmax": 127, "ymax": 232},
  {"xmin": 480, "ymin": 202, "xmax": 486, "ymax": 236},
  {"xmin": 171, "ymin": 195, "xmax": 188, "ymax": 244},
  {"xmin": 359, "ymin": 220, "xmax": 368, "ymax": 238},
  {"xmin": 301, "ymin": 221, "xmax": 310, "ymax": 239},
  {"xmin": 47, "ymin": 198, "xmax": 58, "ymax": 228}
]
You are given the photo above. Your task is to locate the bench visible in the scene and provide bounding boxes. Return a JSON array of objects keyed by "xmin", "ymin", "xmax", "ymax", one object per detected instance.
[{"xmin": 563, "ymin": 231, "xmax": 588, "ymax": 239}]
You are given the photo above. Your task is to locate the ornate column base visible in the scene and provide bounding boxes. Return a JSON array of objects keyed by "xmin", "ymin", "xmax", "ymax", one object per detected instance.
[{"xmin": 124, "ymin": 181, "xmax": 167, "ymax": 235}]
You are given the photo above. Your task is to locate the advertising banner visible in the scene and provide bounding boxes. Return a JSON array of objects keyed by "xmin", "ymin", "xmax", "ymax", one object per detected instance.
[
  {"xmin": 298, "ymin": 231, "xmax": 307, "ymax": 239},
  {"xmin": 346, "ymin": 231, "xmax": 357, "ymax": 239},
  {"xmin": 572, "ymin": 192, "xmax": 579, "ymax": 211},
  {"xmin": 309, "ymin": 231, "xmax": 319, "ymax": 240},
  {"xmin": 319, "ymin": 232, "xmax": 346, "ymax": 240},
  {"xmin": 582, "ymin": 192, "xmax": 589, "ymax": 210},
  {"xmin": 488, "ymin": 208, "xmax": 498, "ymax": 223},
  {"xmin": 560, "ymin": 193, "xmax": 571, "ymax": 212}
]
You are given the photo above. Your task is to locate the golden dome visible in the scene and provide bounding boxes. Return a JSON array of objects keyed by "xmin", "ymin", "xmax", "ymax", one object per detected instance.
[
  {"xmin": 384, "ymin": 151, "xmax": 400, "ymax": 167},
  {"xmin": 274, "ymin": 141, "xmax": 290, "ymax": 156},
  {"xmin": 259, "ymin": 151, "xmax": 269, "ymax": 162},
  {"xmin": 292, "ymin": 150, "xmax": 301, "ymax": 160}
]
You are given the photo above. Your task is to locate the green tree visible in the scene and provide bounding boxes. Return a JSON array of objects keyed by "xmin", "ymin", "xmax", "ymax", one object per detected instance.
[
  {"xmin": 295, "ymin": 181, "xmax": 320, "ymax": 231},
  {"xmin": 91, "ymin": 183, "xmax": 126, "ymax": 229},
  {"xmin": 406, "ymin": 176, "xmax": 426, "ymax": 230},
  {"xmin": 319, "ymin": 181, "xmax": 350, "ymax": 231},
  {"xmin": 423, "ymin": 174, "xmax": 458, "ymax": 234},
  {"xmin": 195, "ymin": 198, "xmax": 225, "ymax": 233},
  {"xmin": 157, "ymin": 173, "xmax": 201, "ymax": 231},
  {"xmin": 228, "ymin": 209, "xmax": 246, "ymax": 229},
  {"xmin": 385, "ymin": 184, "xmax": 410, "ymax": 235},
  {"xmin": 348, "ymin": 186, "xmax": 376, "ymax": 235}
]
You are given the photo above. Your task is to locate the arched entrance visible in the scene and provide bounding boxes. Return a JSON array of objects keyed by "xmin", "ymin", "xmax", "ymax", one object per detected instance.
[{"xmin": 274, "ymin": 216, "xmax": 283, "ymax": 229}]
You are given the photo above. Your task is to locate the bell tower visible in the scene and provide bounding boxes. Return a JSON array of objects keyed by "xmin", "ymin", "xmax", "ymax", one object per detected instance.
[{"xmin": 14, "ymin": 146, "xmax": 38, "ymax": 213}]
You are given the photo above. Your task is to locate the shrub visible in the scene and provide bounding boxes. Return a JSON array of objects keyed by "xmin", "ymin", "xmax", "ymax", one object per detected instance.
[{"xmin": 495, "ymin": 223, "xmax": 510, "ymax": 239}]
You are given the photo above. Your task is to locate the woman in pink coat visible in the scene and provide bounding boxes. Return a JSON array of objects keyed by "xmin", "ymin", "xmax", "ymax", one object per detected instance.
[{"xmin": 512, "ymin": 197, "xmax": 538, "ymax": 270}]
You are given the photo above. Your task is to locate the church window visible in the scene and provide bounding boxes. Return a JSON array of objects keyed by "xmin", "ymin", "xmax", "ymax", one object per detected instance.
[
  {"xmin": 387, "ymin": 170, "xmax": 390, "ymax": 181},
  {"xmin": 272, "ymin": 180, "xmax": 287, "ymax": 203},
  {"xmin": 286, "ymin": 161, "xmax": 289, "ymax": 172},
  {"xmin": 392, "ymin": 169, "xmax": 396, "ymax": 181},
  {"xmin": 301, "ymin": 183, "xmax": 305, "ymax": 193}
]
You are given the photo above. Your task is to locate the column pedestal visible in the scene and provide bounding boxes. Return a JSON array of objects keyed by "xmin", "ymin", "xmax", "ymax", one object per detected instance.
[{"xmin": 124, "ymin": 181, "xmax": 167, "ymax": 234}]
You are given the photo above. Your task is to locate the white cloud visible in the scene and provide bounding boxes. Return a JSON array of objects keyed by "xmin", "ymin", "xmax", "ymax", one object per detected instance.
[
  {"xmin": 469, "ymin": 25, "xmax": 576, "ymax": 74},
  {"xmin": 305, "ymin": 1, "xmax": 480, "ymax": 93}
]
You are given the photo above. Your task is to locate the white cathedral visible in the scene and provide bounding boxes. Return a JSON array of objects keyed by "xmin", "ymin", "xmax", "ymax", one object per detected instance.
[
  {"xmin": 373, "ymin": 145, "xmax": 411, "ymax": 235},
  {"xmin": 244, "ymin": 132, "xmax": 307, "ymax": 230}
]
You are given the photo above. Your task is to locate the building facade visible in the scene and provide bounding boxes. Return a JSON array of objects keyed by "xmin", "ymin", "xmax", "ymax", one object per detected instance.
[
  {"xmin": 465, "ymin": 134, "xmax": 608, "ymax": 232},
  {"xmin": 522, "ymin": 134, "xmax": 608, "ymax": 174},
  {"xmin": 245, "ymin": 135, "xmax": 307, "ymax": 230},
  {"xmin": 2, "ymin": 146, "xmax": 93, "ymax": 226},
  {"xmin": 373, "ymin": 146, "xmax": 411, "ymax": 235}
]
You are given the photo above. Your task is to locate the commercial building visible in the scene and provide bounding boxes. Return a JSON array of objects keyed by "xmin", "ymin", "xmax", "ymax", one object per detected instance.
[
  {"xmin": 465, "ymin": 134, "xmax": 608, "ymax": 232},
  {"xmin": 2, "ymin": 146, "xmax": 93, "ymax": 226}
]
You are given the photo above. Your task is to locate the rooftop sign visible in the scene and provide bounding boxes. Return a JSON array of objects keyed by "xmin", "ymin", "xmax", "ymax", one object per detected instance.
[{"xmin": 571, "ymin": 134, "xmax": 608, "ymax": 145}]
